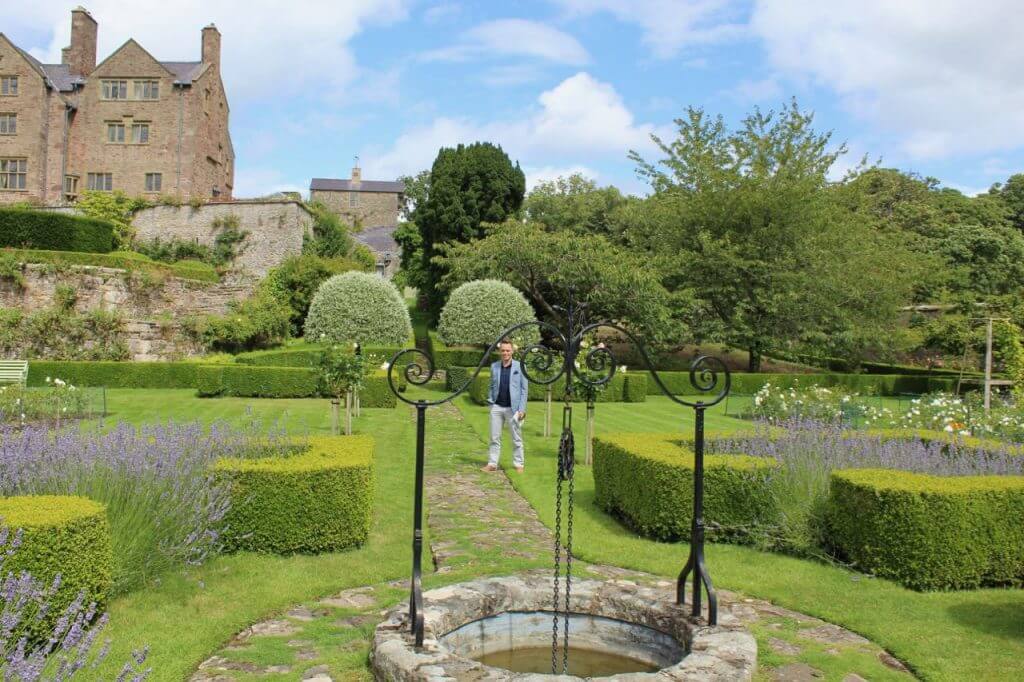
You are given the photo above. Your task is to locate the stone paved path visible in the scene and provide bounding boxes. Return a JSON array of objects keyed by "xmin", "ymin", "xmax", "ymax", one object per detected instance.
[{"xmin": 192, "ymin": 402, "xmax": 915, "ymax": 681}]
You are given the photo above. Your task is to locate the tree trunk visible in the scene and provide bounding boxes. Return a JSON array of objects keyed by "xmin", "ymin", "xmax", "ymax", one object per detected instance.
[
  {"xmin": 748, "ymin": 346, "xmax": 762, "ymax": 373},
  {"xmin": 345, "ymin": 391, "xmax": 353, "ymax": 436},
  {"xmin": 331, "ymin": 399, "xmax": 340, "ymax": 435}
]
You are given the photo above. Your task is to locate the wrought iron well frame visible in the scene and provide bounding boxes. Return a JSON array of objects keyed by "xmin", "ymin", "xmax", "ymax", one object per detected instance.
[{"xmin": 385, "ymin": 301, "xmax": 731, "ymax": 651}]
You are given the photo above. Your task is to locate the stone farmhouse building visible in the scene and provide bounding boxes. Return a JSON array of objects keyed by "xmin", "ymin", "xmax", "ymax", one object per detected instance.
[
  {"xmin": 310, "ymin": 163, "xmax": 405, "ymax": 277},
  {"xmin": 0, "ymin": 7, "xmax": 233, "ymax": 205}
]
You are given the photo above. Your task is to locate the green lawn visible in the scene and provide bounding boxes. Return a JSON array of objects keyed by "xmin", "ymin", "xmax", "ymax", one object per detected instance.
[
  {"xmin": 456, "ymin": 394, "xmax": 1024, "ymax": 682},
  {"xmin": 69, "ymin": 389, "xmax": 1024, "ymax": 680}
]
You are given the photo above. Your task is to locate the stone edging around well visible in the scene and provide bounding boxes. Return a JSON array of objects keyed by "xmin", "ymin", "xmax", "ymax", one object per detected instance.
[{"xmin": 371, "ymin": 574, "xmax": 757, "ymax": 681}]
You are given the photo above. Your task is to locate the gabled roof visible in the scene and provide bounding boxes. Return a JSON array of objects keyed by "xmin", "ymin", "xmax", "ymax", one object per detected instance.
[
  {"xmin": 161, "ymin": 61, "xmax": 203, "ymax": 84},
  {"xmin": 310, "ymin": 178, "xmax": 405, "ymax": 193},
  {"xmin": 40, "ymin": 63, "xmax": 81, "ymax": 92},
  {"xmin": 355, "ymin": 224, "xmax": 400, "ymax": 254},
  {"xmin": 92, "ymin": 38, "xmax": 175, "ymax": 79}
]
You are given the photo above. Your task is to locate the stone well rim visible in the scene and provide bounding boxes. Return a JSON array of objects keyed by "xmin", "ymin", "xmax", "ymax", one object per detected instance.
[{"xmin": 370, "ymin": 574, "xmax": 757, "ymax": 681}]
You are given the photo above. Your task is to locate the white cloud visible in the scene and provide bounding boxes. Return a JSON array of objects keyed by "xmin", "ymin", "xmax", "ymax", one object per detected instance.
[
  {"xmin": 523, "ymin": 165, "xmax": 598, "ymax": 190},
  {"xmin": 10, "ymin": 1, "xmax": 410, "ymax": 100},
  {"xmin": 361, "ymin": 73, "xmax": 659, "ymax": 179},
  {"xmin": 421, "ymin": 18, "xmax": 589, "ymax": 65},
  {"xmin": 480, "ymin": 64, "xmax": 547, "ymax": 88},
  {"xmin": 552, "ymin": 0, "xmax": 745, "ymax": 58},
  {"xmin": 724, "ymin": 76, "xmax": 782, "ymax": 103},
  {"xmin": 423, "ymin": 2, "xmax": 461, "ymax": 24},
  {"xmin": 750, "ymin": 1, "xmax": 1024, "ymax": 159}
]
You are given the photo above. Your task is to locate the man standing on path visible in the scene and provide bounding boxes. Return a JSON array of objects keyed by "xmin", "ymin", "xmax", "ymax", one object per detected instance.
[{"xmin": 483, "ymin": 339, "xmax": 528, "ymax": 473}]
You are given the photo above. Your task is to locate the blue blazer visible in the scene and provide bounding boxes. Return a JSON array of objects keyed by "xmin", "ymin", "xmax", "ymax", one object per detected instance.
[{"xmin": 488, "ymin": 359, "xmax": 528, "ymax": 414}]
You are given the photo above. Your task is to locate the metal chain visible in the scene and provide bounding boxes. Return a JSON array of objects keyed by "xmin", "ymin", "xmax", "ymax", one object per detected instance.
[
  {"xmin": 552, "ymin": 466, "xmax": 562, "ymax": 674},
  {"xmin": 563, "ymin": 452, "xmax": 574, "ymax": 674}
]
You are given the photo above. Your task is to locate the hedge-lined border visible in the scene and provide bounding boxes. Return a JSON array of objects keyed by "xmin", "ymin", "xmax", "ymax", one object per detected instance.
[
  {"xmin": 0, "ymin": 495, "xmax": 113, "ymax": 638},
  {"xmin": 0, "ymin": 208, "xmax": 114, "ymax": 253},
  {"xmin": 234, "ymin": 338, "xmax": 415, "ymax": 368},
  {"xmin": 643, "ymin": 372, "xmax": 959, "ymax": 397},
  {"xmin": 214, "ymin": 435, "xmax": 374, "ymax": 554},
  {"xmin": 593, "ymin": 432, "xmax": 778, "ymax": 542},
  {"xmin": 9, "ymin": 248, "xmax": 219, "ymax": 283},
  {"xmin": 27, "ymin": 360, "xmax": 397, "ymax": 406},
  {"xmin": 826, "ymin": 469, "xmax": 1024, "ymax": 590}
]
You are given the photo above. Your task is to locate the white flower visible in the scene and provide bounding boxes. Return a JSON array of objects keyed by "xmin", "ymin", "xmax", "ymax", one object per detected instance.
[
  {"xmin": 944, "ymin": 424, "xmax": 954, "ymax": 432},
  {"xmin": 45, "ymin": 376, "xmax": 51, "ymax": 383},
  {"xmin": 353, "ymin": 342, "xmax": 359, "ymax": 349},
  {"xmin": 19, "ymin": 413, "xmax": 25, "ymax": 420},
  {"xmin": 54, "ymin": 378, "xmax": 65, "ymax": 387},
  {"xmin": 380, "ymin": 362, "xmax": 389, "ymax": 371},
  {"xmin": 618, "ymin": 365, "xmax": 627, "ymax": 373}
]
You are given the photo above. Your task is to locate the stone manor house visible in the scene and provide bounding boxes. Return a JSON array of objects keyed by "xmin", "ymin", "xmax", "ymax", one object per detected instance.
[{"xmin": 0, "ymin": 7, "xmax": 234, "ymax": 204}]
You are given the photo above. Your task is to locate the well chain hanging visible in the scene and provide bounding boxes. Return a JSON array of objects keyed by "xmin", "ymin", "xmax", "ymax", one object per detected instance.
[{"xmin": 552, "ymin": 403, "xmax": 576, "ymax": 675}]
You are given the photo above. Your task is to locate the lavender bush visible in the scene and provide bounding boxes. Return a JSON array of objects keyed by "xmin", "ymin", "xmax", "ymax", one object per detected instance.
[
  {"xmin": 1, "ymin": 526, "xmax": 150, "ymax": 681},
  {"xmin": 712, "ymin": 419, "xmax": 1024, "ymax": 557},
  {"xmin": 0, "ymin": 421, "xmax": 292, "ymax": 595}
]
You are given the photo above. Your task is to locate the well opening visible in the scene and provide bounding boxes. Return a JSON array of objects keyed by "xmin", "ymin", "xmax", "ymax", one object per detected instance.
[
  {"xmin": 371, "ymin": 575, "xmax": 756, "ymax": 680},
  {"xmin": 442, "ymin": 609, "xmax": 682, "ymax": 676}
]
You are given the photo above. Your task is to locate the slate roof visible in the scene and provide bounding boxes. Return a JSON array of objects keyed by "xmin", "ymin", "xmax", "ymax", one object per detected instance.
[
  {"xmin": 310, "ymin": 178, "xmax": 405, "ymax": 193},
  {"xmin": 40, "ymin": 64, "xmax": 80, "ymax": 92},
  {"xmin": 355, "ymin": 225, "xmax": 399, "ymax": 254},
  {"xmin": 160, "ymin": 61, "xmax": 204, "ymax": 84}
]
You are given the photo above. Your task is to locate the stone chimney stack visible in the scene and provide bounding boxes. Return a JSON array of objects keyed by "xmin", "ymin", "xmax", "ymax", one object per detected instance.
[
  {"xmin": 351, "ymin": 161, "xmax": 362, "ymax": 185},
  {"xmin": 202, "ymin": 24, "xmax": 221, "ymax": 68},
  {"xmin": 61, "ymin": 46, "xmax": 72, "ymax": 65},
  {"xmin": 67, "ymin": 7, "xmax": 98, "ymax": 76}
]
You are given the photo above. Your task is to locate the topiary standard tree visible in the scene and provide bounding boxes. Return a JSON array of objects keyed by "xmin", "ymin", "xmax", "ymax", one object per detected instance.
[
  {"xmin": 304, "ymin": 271, "xmax": 412, "ymax": 345},
  {"xmin": 437, "ymin": 279, "xmax": 537, "ymax": 347}
]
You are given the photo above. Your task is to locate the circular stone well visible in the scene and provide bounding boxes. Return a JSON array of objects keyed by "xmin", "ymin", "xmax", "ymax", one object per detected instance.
[{"xmin": 371, "ymin": 575, "xmax": 757, "ymax": 680}]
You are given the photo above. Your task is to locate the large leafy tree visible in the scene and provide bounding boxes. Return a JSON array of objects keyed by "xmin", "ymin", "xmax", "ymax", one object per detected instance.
[
  {"xmin": 412, "ymin": 143, "xmax": 526, "ymax": 317},
  {"xmin": 628, "ymin": 101, "xmax": 919, "ymax": 370},
  {"xmin": 524, "ymin": 173, "xmax": 631, "ymax": 240},
  {"xmin": 435, "ymin": 221, "xmax": 681, "ymax": 346},
  {"xmin": 989, "ymin": 173, "xmax": 1024, "ymax": 233}
]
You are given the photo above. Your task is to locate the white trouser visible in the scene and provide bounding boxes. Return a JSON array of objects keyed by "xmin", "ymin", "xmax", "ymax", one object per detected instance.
[{"xmin": 489, "ymin": 405, "xmax": 524, "ymax": 467}]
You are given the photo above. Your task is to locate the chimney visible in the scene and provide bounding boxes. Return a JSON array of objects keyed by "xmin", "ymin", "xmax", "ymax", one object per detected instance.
[
  {"xmin": 61, "ymin": 46, "xmax": 71, "ymax": 65},
  {"xmin": 351, "ymin": 159, "xmax": 361, "ymax": 184},
  {"xmin": 67, "ymin": 7, "xmax": 98, "ymax": 76},
  {"xmin": 202, "ymin": 24, "xmax": 221, "ymax": 68}
]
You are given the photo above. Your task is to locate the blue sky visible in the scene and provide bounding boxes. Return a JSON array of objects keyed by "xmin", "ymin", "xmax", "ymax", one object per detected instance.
[{"xmin": 9, "ymin": 1, "xmax": 1024, "ymax": 198}]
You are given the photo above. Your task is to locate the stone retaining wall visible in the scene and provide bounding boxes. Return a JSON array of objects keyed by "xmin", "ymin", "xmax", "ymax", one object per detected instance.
[{"xmin": 132, "ymin": 200, "xmax": 313, "ymax": 275}]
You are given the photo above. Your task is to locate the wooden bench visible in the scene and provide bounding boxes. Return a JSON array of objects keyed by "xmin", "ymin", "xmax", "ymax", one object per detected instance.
[{"xmin": 0, "ymin": 360, "xmax": 28, "ymax": 387}]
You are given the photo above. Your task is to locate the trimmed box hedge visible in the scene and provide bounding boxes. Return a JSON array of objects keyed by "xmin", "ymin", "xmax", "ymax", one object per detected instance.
[
  {"xmin": 826, "ymin": 469, "xmax": 1024, "ymax": 590},
  {"xmin": 593, "ymin": 433, "xmax": 778, "ymax": 542},
  {"xmin": 0, "ymin": 495, "xmax": 113, "ymax": 637},
  {"xmin": 0, "ymin": 208, "xmax": 114, "ymax": 253},
  {"xmin": 467, "ymin": 370, "xmax": 646, "ymax": 404},
  {"xmin": 643, "ymin": 371, "xmax": 958, "ymax": 397},
  {"xmin": 214, "ymin": 436, "xmax": 374, "ymax": 554},
  {"xmin": 27, "ymin": 360, "xmax": 203, "ymax": 389},
  {"xmin": 234, "ymin": 340, "xmax": 412, "ymax": 368},
  {"xmin": 196, "ymin": 365, "xmax": 320, "ymax": 398}
]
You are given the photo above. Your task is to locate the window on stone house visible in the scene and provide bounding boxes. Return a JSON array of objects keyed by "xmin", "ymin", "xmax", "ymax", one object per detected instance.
[
  {"xmin": 130, "ymin": 122, "xmax": 150, "ymax": 144},
  {"xmin": 0, "ymin": 77, "xmax": 17, "ymax": 96},
  {"xmin": 86, "ymin": 172, "xmax": 113, "ymax": 192},
  {"xmin": 107, "ymin": 122, "xmax": 125, "ymax": 143},
  {"xmin": 350, "ymin": 192, "xmax": 359, "ymax": 208},
  {"xmin": 0, "ymin": 158, "xmax": 27, "ymax": 190},
  {"xmin": 133, "ymin": 80, "xmax": 159, "ymax": 100},
  {"xmin": 145, "ymin": 173, "xmax": 162, "ymax": 193},
  {"xmin": 64, "ymin": 175, "xmax": 79, "ymax": 201},
  {"xmin": 101, "ymin": 80, "xmax": 128, "ymax": 100},
  {"xmin": 0, "ymin": 113, "xmax": 15, "ymax": 135}
]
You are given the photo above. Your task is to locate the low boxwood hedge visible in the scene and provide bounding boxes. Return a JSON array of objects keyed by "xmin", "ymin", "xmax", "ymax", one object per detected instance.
[
  {"xmin": 643, "ymin": 371, "xmax": 958, "ymax": 397},
  {"xmin": 0, "ymin": 495, "xmax": 113, "ymax": 637},
  {"xmin": 196, "ymin": 365, "xmax": 320, "ymax": 398},
  {"xmin": 593, "ymin": 433, "xmax": 778, "ymax": 542},
  {"xmin": 214, "ymin": 436, "xmax": 374, "ymax": 554},
  {"xmin": 234, "ymin": 341, "xmax": 412, "ymax": 368},
  {"xmin": 27, "ymin": 360, "xmax": 202, "ymax": 389},
  {"xmin": 0, "ymin": 208, "xmax": 114, "ymax": 253},
  {"xmin": 826, "ymin": 469, "xmax": 1024, "ymax": 590},
  {"xmin": 467, "ymin": 370, "xmax": 646, "ymax": 404}
]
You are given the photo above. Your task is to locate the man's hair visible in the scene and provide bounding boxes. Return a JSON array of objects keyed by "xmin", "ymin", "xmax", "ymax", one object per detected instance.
[{"xmin": 498, "ymin": 339, "xmax": 515, "ymax": 349}]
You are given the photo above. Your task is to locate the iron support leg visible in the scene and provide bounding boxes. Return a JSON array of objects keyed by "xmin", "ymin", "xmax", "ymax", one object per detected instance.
[
  {"xmin": 410, "ymin": 403, "xmax": 426, "ymax": 647},
  {"xmin": 677, "ymin": 405, "xmax": 718, "ymax": 625}
]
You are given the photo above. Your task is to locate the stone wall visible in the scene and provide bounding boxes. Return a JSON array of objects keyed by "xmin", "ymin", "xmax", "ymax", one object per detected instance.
[
  {"xmin": 309, "ymin": 188, "xmax": 399, "ymax": 228},
  {"xmin": 132, "ymin": 200, "xmax": 313, "ymax": 275},
  {"xmin": 0, "ymin": 263, "xmax": 254, "ymax": 360}
]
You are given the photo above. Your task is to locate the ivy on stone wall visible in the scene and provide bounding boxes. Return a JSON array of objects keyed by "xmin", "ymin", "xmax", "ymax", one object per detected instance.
[{"xmin": 0, "ymin": 306, "xmax": 128, "ymax": 361}]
